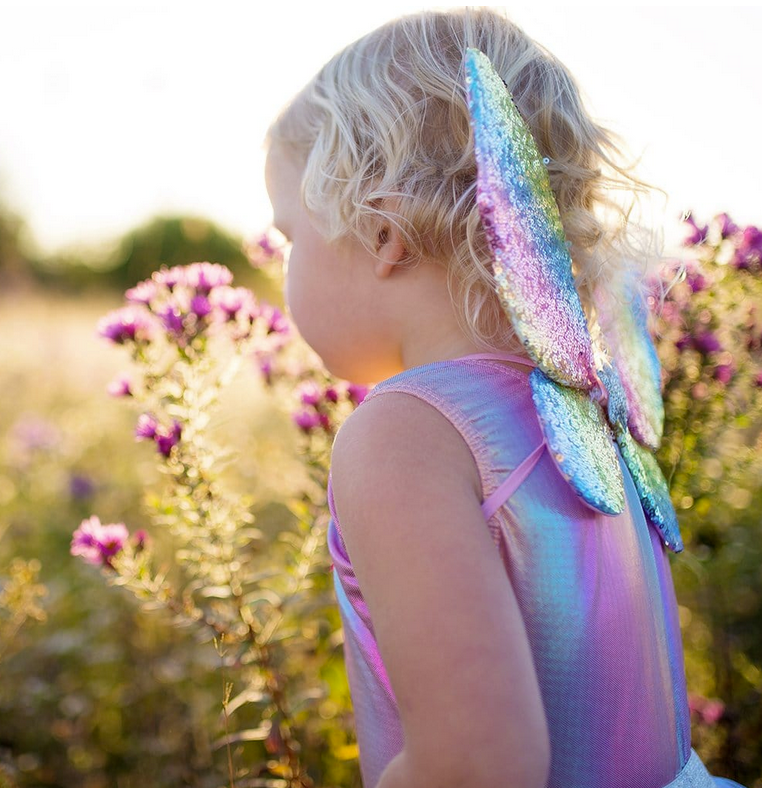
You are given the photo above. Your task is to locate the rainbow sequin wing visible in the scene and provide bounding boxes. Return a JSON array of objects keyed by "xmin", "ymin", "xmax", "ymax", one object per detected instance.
[
  {"xmin": 530, "ymin": 370, "xmax": 624, "ymax": 514},
  {"xmin": 464, "ymin": 47, "xmax": 596, "ymax": 390},
  {"xmin": 464, "ymin": 46, "xmax": 624, "ymax": 515},
  {"xmin": 597, "ymin": 282, "xmax": 683, "ymax": 552},
  {"xmin": 597, "ymin": 271, "xmax": 664, "ymax": 449}
]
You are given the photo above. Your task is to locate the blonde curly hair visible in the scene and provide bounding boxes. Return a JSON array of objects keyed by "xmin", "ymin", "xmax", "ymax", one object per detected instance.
[{"xmin": 264, "ymin": 7, "xmax": 673, "ymax": 359}]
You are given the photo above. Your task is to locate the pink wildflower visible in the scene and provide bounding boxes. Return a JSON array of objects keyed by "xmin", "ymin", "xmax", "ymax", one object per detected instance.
[
  {"xmin": 97, "ymin": 306, "xmax": 156, "ymax": 345},
  {"xmin": 135, "ymin": 413, "xmax": 159, "ymax": 440},
  {"xmin": 293, "ymin": 410, "xmax": 321, "ymax": 431},
  {"xmin": 107, "ymin": 375, "xmax": 132, "ymax": 397},
  {"xmin": 71, "ymin": 515, "xmax": 129, "ymax": 568},
  {"xmin": 125, "ymin": 279, "xmax": 158, "ymax": 306},
  {"xmin": 184, "ymin": 261, "xmax": 234, "ymax": 294},
  {"xmin": 297, "ymin": 381, "xmax": 323, "ymax": 407},
  {"xmin": 346, "ymin": 383, "xmax": 369, "ymax": 405}
]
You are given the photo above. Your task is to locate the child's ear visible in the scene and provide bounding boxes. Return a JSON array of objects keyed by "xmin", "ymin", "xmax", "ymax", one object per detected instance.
[{"xmin": 374, "ymin": 221, "xmax": 408, "ymax": 278}]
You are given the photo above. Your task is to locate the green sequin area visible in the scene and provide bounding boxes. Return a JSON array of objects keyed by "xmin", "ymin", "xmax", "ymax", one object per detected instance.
[
  {"xmin": 615, "ymin": 427, "xmax": 683, "ymax": 553},
  {"xmin": 530, "ymin": 368, "xmax": 625, "ymax": 515}
]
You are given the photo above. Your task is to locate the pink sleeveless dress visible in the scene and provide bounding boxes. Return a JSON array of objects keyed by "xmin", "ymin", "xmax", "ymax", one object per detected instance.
[{"xmin": 326, "ymin": 352, "xmax": 745, "ymax": 788}]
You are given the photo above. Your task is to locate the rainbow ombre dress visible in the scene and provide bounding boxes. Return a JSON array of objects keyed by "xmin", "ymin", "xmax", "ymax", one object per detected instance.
[{"xmin": 326, "ymin": 351, "xmax": 746, "ymax": 788}]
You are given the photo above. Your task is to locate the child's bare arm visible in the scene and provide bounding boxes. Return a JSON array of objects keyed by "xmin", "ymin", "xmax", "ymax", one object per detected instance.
[{"xmin": 330, "ymin": 391, "xmax": 551, "ymax": 788}]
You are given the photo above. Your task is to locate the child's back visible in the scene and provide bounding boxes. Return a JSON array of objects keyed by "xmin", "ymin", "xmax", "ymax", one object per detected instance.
[{"xmin": 328, "ymin": 353, "xmax": 744, "ymax": 788}]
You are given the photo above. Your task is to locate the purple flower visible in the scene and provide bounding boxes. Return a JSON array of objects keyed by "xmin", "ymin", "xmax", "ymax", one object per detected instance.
[
  {"xmin": 245, "ymin": 230, "xmax": 286, "ymax": 269},
  {"xmin": 155, "ymin": 420, "xmax": 182, "ymax": 457},
  {"xmin": 135, "ymin": 413, "xmax": 159, "ymax": 440},
  {"xmin": 675, "ymin": 334, "xmax": 692, "ymax": 352},
  {"xmin": 107, "ymin": 375, "xmax": 132, "ymax": 397},
  {"xmin": 256, "ymin": 353, "xmax": 274, "ymax": 385},
  {"xmin": 133, "ymin": 529, "xmax": 149, "ymax": 552},
  {"xmin": 755, "ymin": 370, "xmax": 762, "ymax": 387},
  {"xmin": 184, "ymin": 262, "xmax": 233, "ymax": 295},
  {"xmin": 293, "ymin": 409, "xmax": 321, "ymax": 431},
  {"xmin": 125, "ymin": 279, "xmax": 158, "ymax": 306},
  {"xmin": 686, "ymin": 270, "xmax": 707, "ymax": 293},
  {"xmin": 71, "ymin": 515, "xmax": 129, "ymax": 568},
  {"xmin": 190, "ymin": 295, "xmax": 212, "ymax": 318},
  {"xmin": 257, "ymin": 232, "xmax": 281, "ymax": 258},
  {"xmin": 681, "ymin": 212, "xmax": 709, "ymax": 246},
  {"xmin": 97, "ymin": 306, "xmax": 156, "ymax": 345},
  {"xmin": 157, "ymin": 301, "xmax": 185, "ymax": 337},
  {"xmin": 318, "ymin": 412, "xmax": 332, "ymax": 431},
  {"xmin": 152, "ymin": 265, "xmax": 187, "ymax": 290},
  {"xmin": 210, "ymin": 286, "xmax": 258, "ymax": 321},
  {"xmin": 693, "ymin": 331, "xmax": 722, "ymax": 355},
  {"xmin": 741, "ymin": 225, "xmax": 762, "ymax": 253},
  {"xmin": 258, "ymin": 303, "xmax": 290, "ymax": 336},
  {"xmin": 713, "ymin": 363, "xmax": 734, "ymax": 384},
  {"xmin": 731, "ymin": 225, "xmax": 762, "ymax": 271},
  {"xmin": 70, "ymin": 473, "xmax": 95, "ymax": 500},
  {"xmin": 297, "ymin": 381, "xmax": 322, "ymax": 407},
  {"xmin": 324, "ymin": 386, "xmax": 339, "ymax": 403},
  {"xmin": 714, "ymin": 212, "xmax": 738, "ymax": 239},
  {"xmin": 346, "ymin": 383, "xmax": 369, "ymax": 405}
]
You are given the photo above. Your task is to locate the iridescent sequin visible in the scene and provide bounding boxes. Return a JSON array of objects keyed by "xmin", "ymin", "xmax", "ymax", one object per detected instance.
[
  {"xmin": 530, "ymin": 368, "xmax": 625, "ymax": 514},
  {"xmin": 464, "ymin": 47, "xmax": 597, "ymax": 391},
  {"xmin": 616, "ymin": 427, "xmax": 684, "ymax": 552},
  {"xmin": 464, "ymin": 47, "xmax": 682, "ymax": 552},
  {"xmin": 598, "ymin": 274, "xmax": 665, "ymax": 450}
]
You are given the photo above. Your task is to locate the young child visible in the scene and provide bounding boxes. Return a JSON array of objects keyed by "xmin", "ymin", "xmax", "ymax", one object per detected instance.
[{"xmin": 264, "ymin": 9, "xmax": 746, "ymax": 788}]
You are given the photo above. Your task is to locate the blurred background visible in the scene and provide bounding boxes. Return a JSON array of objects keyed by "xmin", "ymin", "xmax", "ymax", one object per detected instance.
[{"xmin": 0, "ymin": 3, "xmax": 760, "ymax": 787}]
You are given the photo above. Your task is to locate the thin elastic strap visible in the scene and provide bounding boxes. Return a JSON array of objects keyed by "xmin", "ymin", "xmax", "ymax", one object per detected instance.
[{"xmin": 481, "ymin": 438, "xmax": 547, "ymax": 520}]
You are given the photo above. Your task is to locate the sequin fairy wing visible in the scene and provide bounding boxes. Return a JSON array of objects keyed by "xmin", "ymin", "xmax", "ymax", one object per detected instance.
[
  {"xmin": 464, "ymin": 47, "xmax": 597, "ymax": 390},
  {"xmin": 596, "ymin": 279, "xmax": 684, "ymax": 552},
  {"xmin": 530, "ymin": 370, "xmax": 624, "ymax": 514},
  {"xmin": 596, "ymin": 269, "xmax": 664, "ymax": 450},
  {"xmin": 464, "ymin": 46, "xmax": 625, "ymax": 516}
]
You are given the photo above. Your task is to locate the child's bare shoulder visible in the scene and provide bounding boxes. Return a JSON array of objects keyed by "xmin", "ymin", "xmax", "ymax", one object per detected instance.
[{"xmin": 331, "ymin": 389, "xmax": 482, "ymax": 506}]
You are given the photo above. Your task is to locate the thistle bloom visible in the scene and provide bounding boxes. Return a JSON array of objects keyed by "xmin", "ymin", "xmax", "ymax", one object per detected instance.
[
  {"xmin": 688, "ymin": 693, "xmax": 725, "ymax": 726},
  {"xmin": 107, "ymin": 375, "xmax": 132, "ymax": 397},
  {"xmin": 190, "ymin": 295, "xmax": 212, "ymax": 318},
  {"xmin": 97, "ymin": 306, "xmax": 156, "ymax": 345},
  {"xmin": 135, "ymin": 413, "xmax": 159, "ymax": 440},
  {"xmin": 682, "ymin": 213, "xmax": 709, "ymax": 246},
  {"xmin": 715, "ymin": 212, "xmax": 738, "ymax": 239},
  {"xmin": 297, "ymin": 381, "xmax": 323, "ymax": 407},
  {"xmin": 686, "ymin": 270, "xmax": 707, "ymax": 293},
  {"xmin": 346, "ymin": 383, "xmax": 369, "ymax": 405},
  {"xmin": 293, "ymin": 410, "xmax": 321, "ymax": 431},
  {"xmin": 258, "ymin": 303, "xmax": 290, "ymax": 337},
  {"xmin": 693, "ymin": 331, "xmax": 722, "ymax": 355},
  {"xmin": 184, "ymin": 261, "xmax": 234, "ymax": 294},
  {"xmin": 152, "ymin": 265, "xmax": 188, "ymax": 290},
  {"xmin": 713, "ymin": 363, "xmax": 734, "ymax": 385},
  {"xmin": 157, "ymin": 301, "xmax": 185, "ymax": 337},
  {"xmin": 245, "ymin": 230, "xmax": 286, "ymax": 268},
  {"xmin": 125, "ymin": 279, "xmax": 158, "ymax": 306},
  {"xmin": 71, "ymin": 515, "xmax": 129, "ymax": 568},
  {"xmin": 210, "ymin": 286, "xmax": 259, "ymax": 322},
  {"xmin": 155, "ymin": 420, "xmax": 182, "ymax": 457},
  {"xmin": 731, "ymin": 226, "xmax": 762, "ymax": 271}
]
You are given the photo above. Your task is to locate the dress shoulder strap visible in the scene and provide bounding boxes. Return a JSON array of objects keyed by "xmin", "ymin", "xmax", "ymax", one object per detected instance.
[{"xmin": 359, "ymin": 351, "xmax": 545, "ymax": 522}]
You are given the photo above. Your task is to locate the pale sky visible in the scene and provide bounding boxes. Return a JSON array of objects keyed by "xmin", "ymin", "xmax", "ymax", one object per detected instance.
[{"xmin": 0, "ymin": 2, "xmax": 759, "ymax": 259}]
